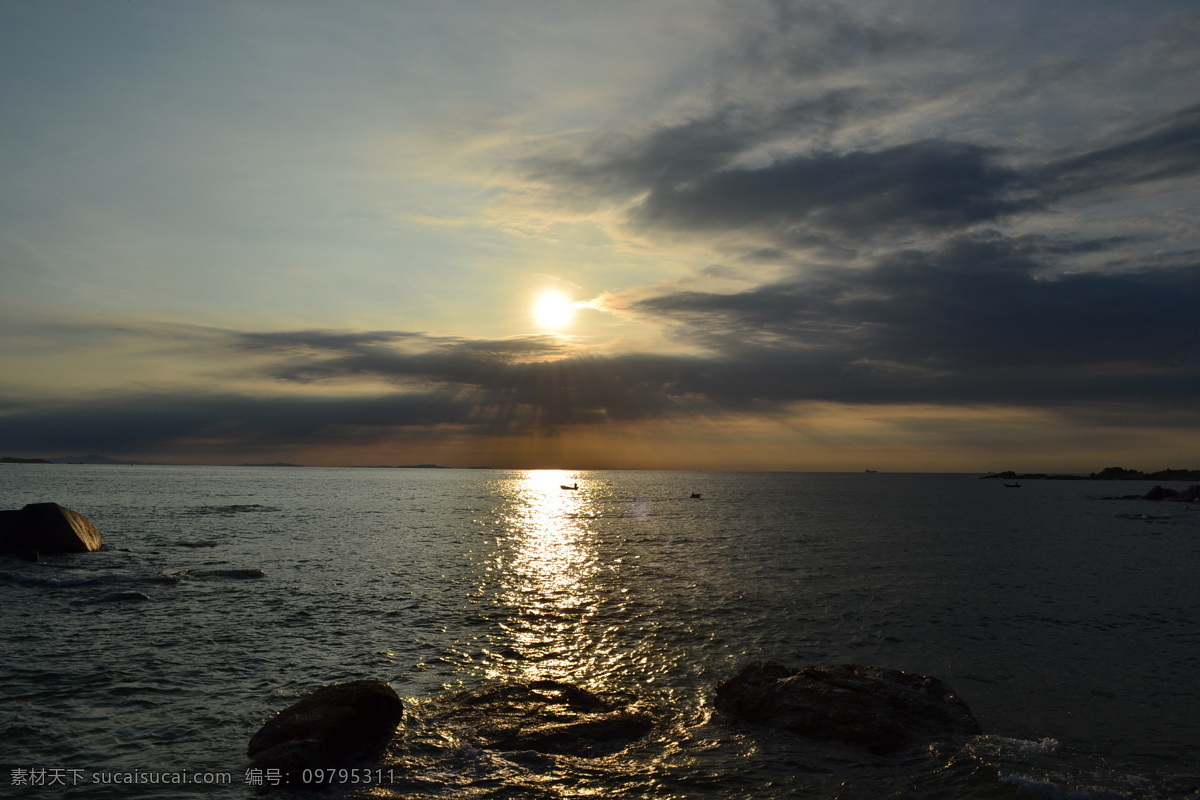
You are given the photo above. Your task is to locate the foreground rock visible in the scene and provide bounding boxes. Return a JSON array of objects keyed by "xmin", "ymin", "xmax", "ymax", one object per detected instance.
[
  {"xmin": 714, "ymin": 662, "xmax": 981, "ymax": 754},
  {"xmin": 0, "ymin": 503, "xmax": 103, "ymax": 556},
  {"xmin": 429, "ymin": 678, "xmax": 656, "ymax": 758},
  {"xmin": 248, "ymin": 681, "xmax": 403, "ymax": 788},
  {"xmin": 1140, "ymin": 485, "xmax": 1200, "ymax": 502}
]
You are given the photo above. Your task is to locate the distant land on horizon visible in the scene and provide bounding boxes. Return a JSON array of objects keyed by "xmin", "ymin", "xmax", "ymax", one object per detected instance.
[
  {"xmin": 981, "ymin": 466, "xmax": 1200, "ymax": 481},
  {"xmin": 3, "ymin": 456, "xmax": 1199, "ymax": 479},
  {"xmin": 1, "ymin": 454, "xmax": 157, "ymax": 465},
  {"xmin": 0, "ymin": 455, "xmax": 452, "ymax": 469}
]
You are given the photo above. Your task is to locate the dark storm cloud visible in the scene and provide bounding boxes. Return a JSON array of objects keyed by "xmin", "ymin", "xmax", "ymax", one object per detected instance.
[
  {"xmin": 537, "ymin": 99, "xmax": 1200, "ymax": 248},
  {"xmin": 526, "ymin": 57, "xmax": 1198, "ymax": 245},
  {"xmin": 523, "ymin": 87, "xmax": 879, "ymax": 206},
  {"xmin": 0, "ymin": 392, "xmax": 478, "ymax": 455},
  {"xmin": 235, "ymin": 331, "xmax": 713, "ymax": 427},
  {"xmin": 631, "ymin": 232, "xmax": 1200, "ymax": 407},
  {"xmin": 633, "ymin": 140, "xmax": 1037, "ymax": 236},
  {"xmin": 521, "ymin": 2, "xmax": 932, "ymax": 208},
  {"xmin": 0, "ymin": 333, "xmax": 716, "ymax": 454},
  {"xmin": 1044, "ymin": 103, "xmax": 1200, "ymax": 199}
]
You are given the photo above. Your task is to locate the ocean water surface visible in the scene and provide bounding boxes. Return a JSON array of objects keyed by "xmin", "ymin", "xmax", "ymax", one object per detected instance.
[{"xmin": 1, "ymin": 466, "xmax": 1197, "ymax": 798}]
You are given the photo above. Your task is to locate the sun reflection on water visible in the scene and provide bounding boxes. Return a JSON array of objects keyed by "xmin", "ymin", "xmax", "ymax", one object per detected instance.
[{"xmin": 485, "ymin": 470, "xmax": 609, "ymax": 683}]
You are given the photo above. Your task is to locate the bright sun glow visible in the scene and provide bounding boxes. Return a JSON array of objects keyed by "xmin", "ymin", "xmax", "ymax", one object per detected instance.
[{"xmin": 533, "ymin": 290, "xmax": 574, "ymax": 330}]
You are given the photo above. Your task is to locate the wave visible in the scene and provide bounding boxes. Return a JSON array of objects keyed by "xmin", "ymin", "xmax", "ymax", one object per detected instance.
[
  {"xmin": 1001, "ymin": 774, "xmax": 1129, "ymax": 800},
  {"xmin": 183, "ymin": 504, "xmax": 281, "ymax": 516},
  {"xmin": 1, "ymin": 567, "xmax": 266, "ymax": 588},
  {"xmin": 0, "ymin": 570, "xmax": 99, "ymax": 588}
]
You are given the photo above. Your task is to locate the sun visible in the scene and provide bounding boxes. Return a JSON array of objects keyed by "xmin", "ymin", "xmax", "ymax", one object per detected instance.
[{"xmin": 533, "ymin": 290, "xmax": 574, "ymax": 330}]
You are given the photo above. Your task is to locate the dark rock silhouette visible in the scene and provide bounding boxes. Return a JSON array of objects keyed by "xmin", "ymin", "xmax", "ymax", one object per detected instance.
[
  {"xmin": 714, "ymin": 662, "xmax": 981, "ymax": 755},
  {"xmin": 0, "ymin": 503, "xmax": 103, "ymax": 555},
  {"xmin": 1105, "ymin": 484, "xmax": 1200, "ymax": 501},
  {"xmin": 1091, "ymin": 466, "xmax": 1145, "ymax": 480},
  {"xmin": 981, "ymin": 466, "xmax": 1200, "ymax": 482},
  {"xmin": 191, "ymin": 568, "xmax": 266, "ymax": 580},
  {"xmin": 153, "ymin": 568, "xmax": 266, "ymax": 583},
  {"xmin": 248, "ymin": 680, "xmax": 403, "ymax": 789},
  {"xmin": 1090, "ymin": 467, "xmax": 1200, "ymax": 481}
]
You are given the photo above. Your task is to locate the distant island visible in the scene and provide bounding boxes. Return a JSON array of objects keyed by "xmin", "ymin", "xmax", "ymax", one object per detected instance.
[
  {"xmin": 1, "ymin": 455, "xmax": 463, "ymax": 469},
  {"xmin": 356, "ymin": 464, "xmax": 447, "ymax": 469},
  {"xmin": 1, "ymin": 454, "xmax": 157, "ymax": 465},
  {"xmin": 237, "ymin": 462, "xmax": 305, "ymax": 468},
  {"xmin": 981, "ymin": 466, "xmax": 1200, "ymax": 481},
  {"xmin": 3, "ymin": 454, "xmax": 1194, "ymax": 479}
]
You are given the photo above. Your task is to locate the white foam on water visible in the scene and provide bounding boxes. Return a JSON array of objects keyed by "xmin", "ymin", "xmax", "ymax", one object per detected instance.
[
  {"xmin": 1002, "ymin": 774, "xmax": 1129, "ymax": 800},
  {"xmin": 964, "ymin": 734, "xmax": 1061, "ymax": 760}
]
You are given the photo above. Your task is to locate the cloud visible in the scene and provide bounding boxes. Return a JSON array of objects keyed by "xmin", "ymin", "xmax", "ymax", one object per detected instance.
[
  {"xmin": 709, "ymin": 0, "xmax": 939, "ymax": 96},
  {"xmin": 630, "ymin": 231, "xmax": 1200, "ymax": 406},
  {"xmin": 521, "ymin": 87, "xmax": 883, "ymax": 205},
  {"xmin": 1044, "ymin": 103, "xmax": 1200, "ymax": 199},
  {"xmin": 0, "ymin": 392, "xmax": 478, "ymax": 456},
  {"xmin": 5, "ymin": 241, "xmax": 1196, "ymax": 461},
  {"xmin": 632, "ymin": 139, "xmax": 1036, "ymax": 240},
  {"xmin": 538, "ymin": 98, "xmax": 1200, "ymax": 253},
  {"xmin": 3, "ymin": 2, "xmax": 1198, "ymax": 467},
  {"xmin": 515, "ymin": 29, "xmax": 1200, "ymax": 256}
]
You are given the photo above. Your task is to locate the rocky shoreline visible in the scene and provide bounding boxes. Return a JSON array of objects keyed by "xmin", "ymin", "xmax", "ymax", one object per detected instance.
[
  {"xmin": 979, "ymin": 467, "xmax": 1200, "ymax": 502},
  {"xmin": 246, "ymin": 663, "xmax": 985, "ymax": 793},
  {"xmin": 980, "ymin": 466, "xmax": 1200, "ymax": 481}
]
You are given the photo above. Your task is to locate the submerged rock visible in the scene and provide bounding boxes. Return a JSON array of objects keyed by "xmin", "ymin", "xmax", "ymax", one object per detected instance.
[
  {"xmin": 154, "ymin": 568, "xmax": 266, "ymax": 583},
  {"xmin": 430, "ymin": 678, "xmax": 656, "ymax": 758},
  {"xmin": 0, "ymin": 503, "xmax": 103, "ymax": 556},
  {"xmin": 482, "ymin": 707, "xmax": 655, "ymax": 756},
  {"xmin": 1140, "ymin": 484, "xmax": 1200, "ymax": 502},
  {"xmin": 191, "ymin": 568, "xmax": 266, "ymax": 580},
  {"xmin": 714, "ymin": 662, "xmax": 981, "ymax": 755},
  {"xmin": 1107, "ymin": 484, "xmax": 1200, "ymax": 502},
  {"xmin": 94, "ymin": 591, "xmax": 154, "ymax": 604},
  {"xmin": 248, "ymin": 680, "xmax": 403, "ymax": 787}
]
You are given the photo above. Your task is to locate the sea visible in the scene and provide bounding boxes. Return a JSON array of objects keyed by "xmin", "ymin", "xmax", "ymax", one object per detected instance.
[{"xmin": 1, "ymin": 465, "xmax": 1197, "ymax": 799}]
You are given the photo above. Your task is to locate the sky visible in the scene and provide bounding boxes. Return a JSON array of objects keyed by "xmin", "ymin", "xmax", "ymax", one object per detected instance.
[{"xmin": 2, "ymin": 0, "xmax": 1199, "ymax": 471}]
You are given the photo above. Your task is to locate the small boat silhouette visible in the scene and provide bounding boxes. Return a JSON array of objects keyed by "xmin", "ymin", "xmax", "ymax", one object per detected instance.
[{"xmin": 561, "ymin": 483, "xmax": 578, "ymax": 490}]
